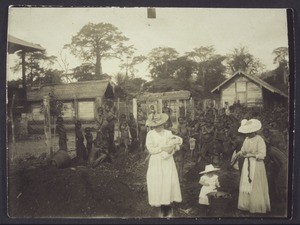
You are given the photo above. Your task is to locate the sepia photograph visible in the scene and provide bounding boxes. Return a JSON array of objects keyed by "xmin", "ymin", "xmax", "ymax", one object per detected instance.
[{"xmin": 6, "ymin": 7, "xmax": 291, "ymax": 219}]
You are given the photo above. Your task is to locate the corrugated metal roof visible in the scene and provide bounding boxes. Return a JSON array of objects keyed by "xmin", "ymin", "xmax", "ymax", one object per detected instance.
[
  {"xmin": 211, "ymin": 71, "xmax": 288, "ymax": 98},
  {"xmin": 138, "ymin": 90, "xmax": 191, "ymax": 101},
  {"xmin": 8, "ymin": 35, "xmax": 45, "ymax": 54},
  {"xmin": 27, "ymin": 80, "xmax": 111, "ymax": 101}
]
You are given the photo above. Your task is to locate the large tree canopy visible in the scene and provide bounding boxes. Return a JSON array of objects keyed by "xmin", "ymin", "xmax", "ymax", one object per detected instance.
[
  {"xmin": 65, "ymin": 22, "xmax": 131, "ymax": 77},
  {"xmin": 226, "ymin": 46, "xmax": 265, "ymax": 75},
  {"xmin": 147, "ymin": 47, "xmax": 179, "ymax": 79},
  {"xmin": 185, "ymin": 46, "xmax": 226, "ymax": 95}
]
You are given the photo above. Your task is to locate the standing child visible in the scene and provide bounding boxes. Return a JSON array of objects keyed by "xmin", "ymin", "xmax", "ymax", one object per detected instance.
[
  {"xmin": 199, "ymin": 164, "xmax": 220, "ymax": 214},
  {"xmin": 56, "ymin": 116, "xmax": 68, "ymax": 151},
  {"xmin": 119, "ymin": 120, "xmax": 131, "ymax": 153},
  {"xmin": 85, "ymin": 127, "xmax": 93, "ymax": 157},
  {"xmin": 75, "ymin": 120, "xmax": 88, "ymax": 160}
]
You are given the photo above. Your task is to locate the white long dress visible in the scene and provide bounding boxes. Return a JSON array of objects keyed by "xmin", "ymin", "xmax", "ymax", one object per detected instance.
[
  {"xmin": 146, "ymin": 129, "xmax": 182, "ymax": 207},
  {"xmin": 238, "ymin": 135, "xmax": 271, "ymax": 213}
]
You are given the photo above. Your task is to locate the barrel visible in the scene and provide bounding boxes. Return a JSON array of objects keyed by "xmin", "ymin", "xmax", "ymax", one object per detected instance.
[
  {"xmin": 207, "ymin": 191, "xmax": 232, "ymax": 217},
  {"xmin": 51, "ymin": 150, "xmax": 71, "ymax": 168}
]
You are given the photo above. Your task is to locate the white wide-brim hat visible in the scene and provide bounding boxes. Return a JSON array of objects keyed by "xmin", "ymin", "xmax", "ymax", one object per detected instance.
[
  {"xmin": 199, "ymin": 164, "xmax": 220, "ymax": 174},
  {"xmin": 146, "ymin": 113, "xmax": 169, "ymax": 127},
  {"xmin": 238, "ymin": 119, "xmax": 262, "ymax": 134}
]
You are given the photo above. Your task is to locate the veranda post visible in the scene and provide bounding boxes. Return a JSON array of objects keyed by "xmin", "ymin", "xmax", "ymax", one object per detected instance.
[{"xmin": 43, "ymin": 95, "xmax": 53, "ymax": 157}]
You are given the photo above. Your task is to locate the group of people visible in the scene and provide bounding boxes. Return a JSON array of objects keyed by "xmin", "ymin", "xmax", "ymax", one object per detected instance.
[
  {"xmin": 55, "ymin": 103, "xmax": 116, "ymax": 166},
  {"xmin": 55, "ymin": 99, "xmax": 288, "ymax": 217},
  {"xmin": 145, "ymin": 112, "xmax": 272, "ymax": 217},
  {"xmin": 143, "ymin": 100, "xmax": 288, "ymax": 217}
]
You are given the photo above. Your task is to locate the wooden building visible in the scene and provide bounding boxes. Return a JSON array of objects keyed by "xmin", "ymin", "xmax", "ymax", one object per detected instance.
[
  {"xmin": 138, "ymin": 90, "xmax": 192, "ymax": 127},
  {"xmin": 27, "ymin": 80, "xmax": 114, "ymax": 121},
  {"xmin": 211, "ymin": 71, "xmax": 288, "ymax": 108}
]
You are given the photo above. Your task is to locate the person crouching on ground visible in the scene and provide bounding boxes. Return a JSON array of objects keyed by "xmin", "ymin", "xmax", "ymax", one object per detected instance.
[
  {"xmin": 198, "ymin": 164, "xmax": 220, "ymax": 215},
  {"xmin": 234, "ymin": 119, "xmax": 271, "ymax": 214},
  {"xmin": 145, "ymin": 113, "xmax": 183, "ymax": 217}
]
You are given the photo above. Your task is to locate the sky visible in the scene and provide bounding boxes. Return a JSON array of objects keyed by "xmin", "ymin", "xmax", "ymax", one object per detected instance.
[{"xmin": 7, "ymin": 7, "xmax": 289, "ymax": 82}]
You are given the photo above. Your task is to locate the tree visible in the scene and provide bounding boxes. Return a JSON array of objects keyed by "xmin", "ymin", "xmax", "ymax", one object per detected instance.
[
  {"xmin": 65, "ymin": 22, "xmax": 131, "ymax": 77},
  {"xmin": 273, "ymin": 47, "xmax": 289, "ymax": 84},
  {"xmin": 226, "ymin": 46, "xmax": 265, "ymax": 75},
  {"xmin": 143, "ymin": 77, "xmax": 182, "ymax": 93},
  {"xmin": 119, "ymin": 55, "xmax": 146, "ymax": 78},
  {"xmin": 114, "ymin": 73, "xmax": 147, "ymax": 99},
  {"xmin": 11, "ymin": 51, "xmax": 61, "ymax": 86},
  {"xmin": 72, "ymin": 63, "xmax": 95, "ymax": 81},
  {"xmin": 262, "ymin": 46, "xmax": 289, "ymax": 87},
  {"xmin": 273, "ymin": 47, "xmax": 288, "ymax": 65},
  {"xmin": 147, "ymin": 47, "xmax": 179, "ymax": 79},
  {"xmin": 186, "ymin": 46, "xmax": 226, "ymax": 95}
]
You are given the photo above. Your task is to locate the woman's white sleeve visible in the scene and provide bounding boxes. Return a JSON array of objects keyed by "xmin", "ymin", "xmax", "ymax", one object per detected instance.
[
  {"xmin": 256, "ymin": 136, "xmax": 266, "ymax": 159},
  {"xmin": 146, "ymin": 132, "xmax": 161, "ymax": 154},
  {"xmin": 239, "ymin": 140, "xmax": 247, "ymax": 155},
  {"xmin": 199, "ymin": 176, "xmax": 205, "ymax": 185}
]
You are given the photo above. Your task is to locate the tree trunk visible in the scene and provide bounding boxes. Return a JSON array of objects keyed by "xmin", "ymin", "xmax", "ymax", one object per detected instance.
[{"xmin": 95, "ymin": 53, "xmax": 102, "ymax": 76}]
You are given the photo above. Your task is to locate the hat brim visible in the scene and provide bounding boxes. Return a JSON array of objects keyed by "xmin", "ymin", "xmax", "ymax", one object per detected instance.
[
  {"xmin": 146, "ymin": 114, "xmax": 169, "ymax": 127},
  {"xmin": 199, "ymin": 168, "xmax": 220, "ymax": 174},
  {"xmin": 238, "ymin": 124, "xmax": 262, "ymax": 134}
]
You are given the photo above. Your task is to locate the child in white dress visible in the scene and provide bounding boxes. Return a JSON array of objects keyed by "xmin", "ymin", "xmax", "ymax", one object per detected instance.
[{"xmin": 199, "ymin": 164, "xmax": 220, "ymax": 214}]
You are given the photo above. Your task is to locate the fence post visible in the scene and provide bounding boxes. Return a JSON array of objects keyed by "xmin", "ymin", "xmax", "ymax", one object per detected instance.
[
  {"xmin": 132, "ymin": 98, "xmax": 137, "ymax": 120},
  {"xmin": 10, "ymin": 94, "xmax": 16, "ymax": 162},
  {"xmin": 158, "ymin": 99, "xmax": 163, "ymax": 114},
  {"xmin": 190, "ymin": 97, "xmax": 195, "ymax": 120},
  {"xmin": 43, "ymin": 95, "xmax": 52, "ymax": 157}
]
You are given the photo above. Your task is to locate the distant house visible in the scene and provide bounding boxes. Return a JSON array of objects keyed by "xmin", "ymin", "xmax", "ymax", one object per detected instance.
[
  {"xmin": 138, "ymin": 90, "xmax": 191, "ymax": 126},
  {"xmin": 27, "ymin": 80, "xmax": 114, "ymax": 121},
  {"xmin": 211, "ymin": 71, "xmax": 288, "ymax": 108}
]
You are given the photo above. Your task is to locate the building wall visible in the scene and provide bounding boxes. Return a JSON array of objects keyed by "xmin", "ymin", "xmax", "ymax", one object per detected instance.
[
  {"xmin": 29, "ymin": 98, "xmax": 102, "ymax": 122},
  {"xmin": 220, "ymin": 75, "xmax": 263, "ymax": 107}
]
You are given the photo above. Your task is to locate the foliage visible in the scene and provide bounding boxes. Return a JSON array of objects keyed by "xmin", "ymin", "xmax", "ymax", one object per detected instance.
[
  {"xmin": 185, "ymin": 46, "xmax": 227, "ymax": 95},
  {"xmin": 11, "ymin": 51, "xmax": 62, "ymax": 86},
  {"xmin": 272, "ymin": 47, "xmax": 288, "ymax": 65},
  {"xmin": 261, "ymin": 46, "xmax": 289, "ymax": 91},
  {"xmin": 65, "ymin": 22, "xmax": 132, "ymax": 77},
  {"xmin": 147, "ymin": 47, "xmax": 179, "ymax": 79},
  {"xmin": 225, "ymin": 46, "xmax": 265, "ymax": 75},
  {"xmin": 119, "ymin": 55, "xmax": 147, "ymax": 78},
  {"xmin": 114, "ymin": 73, "xmax": 147, "ymax": 100}
]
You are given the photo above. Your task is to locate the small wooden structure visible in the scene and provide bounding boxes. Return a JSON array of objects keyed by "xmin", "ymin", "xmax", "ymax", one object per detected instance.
[
  {"xmin": 211, "ymin": 71, "xmax": 288, "ymax": 108},
  {"xmin": 8, "ymin": 35, "xmax": 45, "ymax": 90},
  {"xmin": 27, "ymin": 80, "xmax": 114, "ymax": 122},
  {"xmin": 138, "ymin": 90, "xmax": 192, "ymax": 127}
]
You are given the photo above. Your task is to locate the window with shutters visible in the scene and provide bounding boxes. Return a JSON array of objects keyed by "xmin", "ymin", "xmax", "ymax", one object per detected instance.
[
  {"xmin": 78, "ymin": 101, "xmax": 95, "ymax": 120},
  {"xmin": 32, "ymin": 104, "xmax": 44, "ymax": 121}
]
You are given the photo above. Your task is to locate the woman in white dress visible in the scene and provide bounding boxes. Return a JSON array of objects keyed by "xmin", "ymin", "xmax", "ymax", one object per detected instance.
[
  {"xmin": 145, "ymin": 113, "xmax": 183, "ymax": 217},
  {"xmin": 235, "ymin": 119, "xmax": 271, "ymax": 214}
]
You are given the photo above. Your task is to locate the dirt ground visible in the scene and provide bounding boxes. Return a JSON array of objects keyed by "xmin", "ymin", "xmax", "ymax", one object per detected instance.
[{"xmin": 7, "ymin": 134, "xmax": 288, "ymax": 219}]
